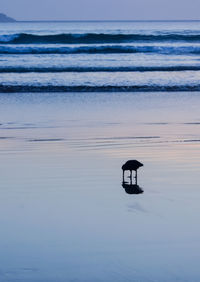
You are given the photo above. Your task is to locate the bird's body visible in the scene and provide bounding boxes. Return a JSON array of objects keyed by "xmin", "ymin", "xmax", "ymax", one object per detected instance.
[
  {"xmin": 122, "ymin": 160, "xmax": 143, "ymax": 184},
  {"xmin": 122, "ymin": 160, "xmax": 143, "ymax": 171}
]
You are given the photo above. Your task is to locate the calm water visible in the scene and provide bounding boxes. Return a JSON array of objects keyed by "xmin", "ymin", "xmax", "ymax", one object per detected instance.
[
  {"xmin": 1, "ymin": 21, "xmax": 200, "ymax": 281},
  {"xmin": 1, "ymin": 91, "xmax": 200, "ymax": 281}
]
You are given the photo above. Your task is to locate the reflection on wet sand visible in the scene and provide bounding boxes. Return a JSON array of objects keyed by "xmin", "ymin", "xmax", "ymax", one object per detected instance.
[
  {"xmin": 1, "ymin": 91, "xmax": 200, "ymax": 281},
  {"xmin": 122, "ymin": 181, "xmax": 144, "ymax": 195},
  {"xmin": 121, "ymin": 160, "xmax": 144, "ymax": 194}
]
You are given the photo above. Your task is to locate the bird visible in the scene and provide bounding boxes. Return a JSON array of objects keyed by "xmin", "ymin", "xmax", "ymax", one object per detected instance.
[{"xmin": 122, "ymin": 160, "xmax": 143, "ymax": 184}]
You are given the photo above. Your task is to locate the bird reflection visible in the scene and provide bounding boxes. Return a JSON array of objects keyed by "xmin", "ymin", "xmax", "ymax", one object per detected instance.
[
  {"xmin": 122, "ymin": 181, "xmax": 143, "ymax": 194},
  {"xmin": 121, "ymin": 159, "xmax": 144, "ymax": 194}
]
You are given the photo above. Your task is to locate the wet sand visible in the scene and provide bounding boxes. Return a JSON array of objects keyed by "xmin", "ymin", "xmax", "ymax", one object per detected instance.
[{"xmin": 0, "ymin": 91, "xmax": 200, "ymax": 281}]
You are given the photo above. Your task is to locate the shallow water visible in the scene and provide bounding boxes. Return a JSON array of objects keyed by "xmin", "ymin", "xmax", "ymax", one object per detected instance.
[{"xmin": 0, "ymin": 91, "xmax": 200, "ymax": 281}]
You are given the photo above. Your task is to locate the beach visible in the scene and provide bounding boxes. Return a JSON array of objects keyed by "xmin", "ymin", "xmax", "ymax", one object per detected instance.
[
  {"xmin": 1, "ymin": 20, "xmax": 200, "ymax": 281},
  {"xmin": 1, "ymin": 91, "xmax": 200, "ymax": 281}
]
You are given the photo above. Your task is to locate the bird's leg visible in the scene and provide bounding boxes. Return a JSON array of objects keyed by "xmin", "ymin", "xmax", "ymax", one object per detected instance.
[{"xmin": 135, "ymin": 170, "xmax": 138, "ymax": 185}]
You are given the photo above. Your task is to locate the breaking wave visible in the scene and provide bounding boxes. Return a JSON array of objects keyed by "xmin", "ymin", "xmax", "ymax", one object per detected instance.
[
  {"xmin": 2, "ymin": 44, "xmax": 200, "ymax": 54},
  {"xmin": 2, "ymin": 66, "xmax": 200, "ymax": 73},
  {"xmin": 2, "ymin": 32, "xmax": 200, "ymax": 44},
  {"xmin": 1, "ymin": 84, "xmax": 200, "ymax": 92}
]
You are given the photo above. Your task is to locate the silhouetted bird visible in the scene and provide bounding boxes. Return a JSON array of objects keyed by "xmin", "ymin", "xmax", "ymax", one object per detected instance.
[{"xmin": 122, "ymin": 160, "xmax": 143, "ymax": 184}]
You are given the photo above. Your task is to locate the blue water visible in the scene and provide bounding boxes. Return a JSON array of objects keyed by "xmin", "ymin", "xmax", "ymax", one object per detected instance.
[
  {"xmin": 2, "ymin": 21, "xmax": 200, "ymax": 282},
  {"xmin": 1, "ymin": 90, "xmax": 200, "ymax": 281},
  {"xmin": 1, "ymin": 21, "xmax": 200, "ymax": 92}
]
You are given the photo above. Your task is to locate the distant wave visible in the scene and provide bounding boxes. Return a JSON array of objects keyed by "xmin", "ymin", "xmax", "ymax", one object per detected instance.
[
  {"xmin": 2, "ymin": 66, "xmax": 200, "ymax": 73},
  {"xmin": 1, "ymin": 84, "xmax": 200, "ymax": 92},
  {"xmin": 2, "ymin": 33, "xmax": 200, "ymax": 44},
  {"xmin": 3, "ymin": 45, "xmax": 200, "ymax": 54}
]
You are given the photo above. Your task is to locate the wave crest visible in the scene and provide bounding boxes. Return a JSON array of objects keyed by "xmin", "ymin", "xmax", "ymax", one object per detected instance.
[
  {"xmin": 1, "ymin": 84, "xmax": 200, "ymax": 92},
  {"xmin": 1, "ymin": 66, "xmax": 200, "ymax": 73},
  {"xmin": 2, "ymin": 44, "xmax": 200, "ymax": 55},
  {"xmin": 2, "ymin": 32, "xmax": 200, "ymax": 44}
]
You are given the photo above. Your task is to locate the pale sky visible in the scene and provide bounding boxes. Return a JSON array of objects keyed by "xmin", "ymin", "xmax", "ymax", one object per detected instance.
[{"xmin": 1, "ymin": 0, "xmax": 200, "ymax": 21}]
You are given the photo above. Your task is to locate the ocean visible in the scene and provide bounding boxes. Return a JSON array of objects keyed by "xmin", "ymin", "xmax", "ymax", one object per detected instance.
[
  {"xmin": 1, "ymin": 21, "xmax": 200, "ymax": 282},
  {"xmin": 1, "ymin": 21, "xmax": 200, "ymax": 91}
]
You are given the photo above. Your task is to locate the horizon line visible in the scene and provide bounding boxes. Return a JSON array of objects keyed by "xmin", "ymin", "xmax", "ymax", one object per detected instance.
[{"xmin": 9, "ymin": 19, "xmax": 200, "ymax": 22}]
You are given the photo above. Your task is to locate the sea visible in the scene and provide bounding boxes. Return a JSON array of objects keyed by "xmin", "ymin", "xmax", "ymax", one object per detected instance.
[
  {"xmin": 1, "ymin": 21, "xmax": 200, "ymax": 282},
  {"xmin": 1, "ymin": 21, "xmax": 200, "ymax": 91}
]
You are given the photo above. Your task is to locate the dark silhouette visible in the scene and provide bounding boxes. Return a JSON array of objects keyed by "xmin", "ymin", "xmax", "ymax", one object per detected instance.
[
  {"xmin": 122, "ymin": 160, "xmax": 143, "ymax": 184},
  {"xmin": 0, "ymin": 13, "xmax": 16, "ymax": 22},
  {"xmin": 122, "ymin": 181, "xmax": 143, "ymax": 195}
]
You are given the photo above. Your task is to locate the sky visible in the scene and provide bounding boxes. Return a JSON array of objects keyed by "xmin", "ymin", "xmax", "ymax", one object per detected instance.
[{"xmin": 1, "ymin": 0, "xmax": 200, "ymax": 21}]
